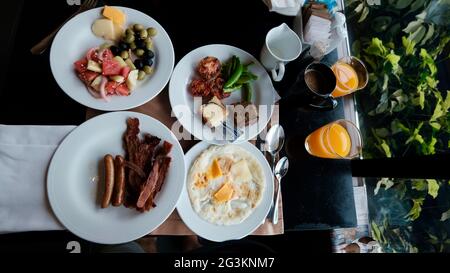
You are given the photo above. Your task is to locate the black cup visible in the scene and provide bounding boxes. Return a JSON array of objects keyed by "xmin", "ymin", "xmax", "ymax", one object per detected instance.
[{"xmin": 282, "ymin": 62, "xmax": 338, "ymax": 111}]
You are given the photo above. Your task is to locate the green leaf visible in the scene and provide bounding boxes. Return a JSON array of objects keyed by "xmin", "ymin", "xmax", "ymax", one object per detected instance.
[
  {"xmin": 354, "ymin": 2, "xmax": 364, "ymax": 13},
  {"xmin": 380, "ymin": 140, "xmax": 392, "ymax": 157},
  {"xmin": 415, "ymin": 88, "xmax": 425, "ymax": 109},
  {"xmin": 392, "ymin": 0, "xmax": 414, "ymax": 9},
  {"xmin": 416, "ymin": 10, "xmax": 427, "ymax": 20},
  {"xmin": 426, "ymin": 76, "xmax": 438, "ymax": 88},
  {"xmin": 408, "ymin": 0, "xmax": 426, "ymax": 14},
  {"xmin": 406, "ymin": 122, "xmax": 424, "ymax": 144},
  {"xmin": 375, "ymin": 128, "xmax": 390, "ymax": 138},
  {"xmin": 358, "ymin": 6, "xmax": 370, "ymax": 23},
  {"xmin": 432, "ymin": 36, "xmax": 450, "ymax": 56},
  {"xmin": 375, "ymin": 92, "xmax": 389, "ymax": 114},
  {"xmin": 365, "ymin": 38, "xmax": 387, "ymax": 57},
  {"xmin": 382, "ymin": 74, "xmax": 389, "ymax": 92},
  {"xmin": 403, "ymin": 20, "xmax": 423, "ymax": 33},
  {"xmin": 374, "ymin": 178, "xmax": 394, "ymax": 195},
  {"xmin": 420, "ymin": 23, "xmax": 435, "ymax": 46},
  {"xmin": 371, "ymin": 221, "xmax": 383, "ymax": 243},
  {"xmin": 409, "ymin": 25, "xmax": 426, "ymax": 44},
  {"xmin": 426, "ymin": 179, "xmax": 439, "ymax": 199},
  {"xmin": 411, "ymin": 180, "xmax": 427, "ymax": 191},
  {"xmin": 391, "ymin": 119, "xmax": 409, "ymax": 134},
  {"xmin": 426, "ymin": 136, "xmax": 438, "ymax": 154},
  {"xmin": 420, "ymin": 48, "xmax": 437, "ymax": 75},
  {"xmin": 443, "ymin": 91, "xmax": 450, "ymax": 112},
  {"xmin": 385, "ymin": 51, "xmax": 401, "ymax": 72},
  {"xmin": 402, "ymin": 36, "xmax": 416, "ymax": 55},
  {"xmin": 430, "ymin": 103, "xmax": 444, "ymax": 122},
  {"xmin": 430, "ymin": 122, "xmax": 442, "ymax": 130},
  {"xmin": 441, "ymin": 209, "xmax": 450, "ymax": 222},
  {"xmin": 406, "ymin": 198, "xmax": 424, "ymax": 221}
]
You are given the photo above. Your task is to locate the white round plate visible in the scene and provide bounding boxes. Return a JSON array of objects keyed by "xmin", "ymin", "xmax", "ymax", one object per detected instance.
[
  {"xmin": 47, "ymin": 111, "xmax": 185, "ymax": 244},
  {"xmin": 177, "ymin": 141, "xmax": 274, "ymax": 242},
  {"xmin": 50, "ymin": 7, "xmax": 175, "ymax": 111},
  {"xmin": 169, "ymin": 44, "xmax": 275, "ymax": 145}
]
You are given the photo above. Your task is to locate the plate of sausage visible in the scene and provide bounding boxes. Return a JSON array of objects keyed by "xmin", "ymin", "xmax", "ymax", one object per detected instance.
[{"xmin": 47, "ymin": 111, "xmax": 185, "ymax": 244}]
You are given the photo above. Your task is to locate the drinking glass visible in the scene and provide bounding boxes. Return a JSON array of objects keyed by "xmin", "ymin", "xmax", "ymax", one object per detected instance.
[
  {"xmin": 331, "ymin": 56, "xmax": 368, "ymax": 98},
  {"xmin": 305, "ymin": 119, "xmax": 362, "ymax": 159}
]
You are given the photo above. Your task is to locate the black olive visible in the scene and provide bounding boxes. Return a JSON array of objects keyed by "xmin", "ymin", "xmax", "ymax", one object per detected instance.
[
  {"xmin": 143, "ymin": 57, "xmax": 153, "ymax": 67},
  {"xmin": 135, "ymin": 39, "xmax": 146, "ymax": 49},
  {"xmin": 145, "ymin": 50, "xmax": 155, "ymax": 58},
  {"xmin": 134, "ymin": 59, "xmax": 144, "ymax": 70},
  {"xmin": 119, "ymin": 42, "xmax": 129, "ymax": 50},
  {"xmin": 110, "ymin": 46, "xmax": 120, "ymax": 56}
]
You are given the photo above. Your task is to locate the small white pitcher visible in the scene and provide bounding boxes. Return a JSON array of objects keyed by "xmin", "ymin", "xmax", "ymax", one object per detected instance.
[{"xmin": 260, "ymin": 23, "xmax": 302, "ymax": 82}]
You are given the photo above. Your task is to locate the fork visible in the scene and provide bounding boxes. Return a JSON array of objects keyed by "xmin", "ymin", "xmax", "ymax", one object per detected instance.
[
  {"xmin": 30, "ymin": 0, "xmax": 98, "ymax": 55},
  {"xmin": 222, "ymin": 122, "xmax": 243, "ymax": 143}
]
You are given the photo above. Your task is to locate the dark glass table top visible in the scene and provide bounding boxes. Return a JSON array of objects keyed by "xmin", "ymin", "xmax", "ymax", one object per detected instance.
[{"xmin": 0, "ymin": 0, "xmax": 356, "ymax": 231}]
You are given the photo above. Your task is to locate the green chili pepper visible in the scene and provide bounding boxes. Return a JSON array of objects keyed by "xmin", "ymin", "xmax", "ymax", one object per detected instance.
[
  {"xmin": 225, "ymin": 60, "xmax": 243, "ymax": 88},
  {"xmin": 223, "ymin": 84, "xmax": 243, "ymax": 93},
  {"xmin": 243, "ymin": 83, "xmax": 253, "ymax": 102}
]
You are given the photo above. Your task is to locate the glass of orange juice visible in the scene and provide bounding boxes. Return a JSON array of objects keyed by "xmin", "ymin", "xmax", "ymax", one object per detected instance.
[
  {"xmin": 305, "ymin": 120, "xmax": 362, "ymax": 159},
  {"xmin": 331, "ymin": 56, "xmax": 368, "ymax": 98}
]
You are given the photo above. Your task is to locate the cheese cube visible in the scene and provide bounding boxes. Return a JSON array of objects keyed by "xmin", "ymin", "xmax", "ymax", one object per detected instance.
[
  {"xmin": 214, "ymin": 183, "xmax": 234, "ymax": 203},
  {"xmin": 206, "ymin": 159, "xmax": 223, "ymax": 180},
  {"xmin": 103, "ymin": 6, "xmax": 126, "ymax": 26}
]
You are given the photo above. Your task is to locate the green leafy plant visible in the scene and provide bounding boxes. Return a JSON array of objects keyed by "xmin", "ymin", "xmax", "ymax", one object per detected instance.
[{"xmin": 346, "ymin": 0, "xmax": 450, "ymax": 252}]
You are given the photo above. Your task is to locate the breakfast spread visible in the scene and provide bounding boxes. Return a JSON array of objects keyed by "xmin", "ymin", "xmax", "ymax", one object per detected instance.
[
  {"xmin": 187, "ymin": 145, "xmax": 265, "ymax": 225},
  {"xmin": 100, "ymin": 117, "xmax": 172, "ymax": 212},
  {"xmin": 74, "ymin": 6, "xmax": 157, "ymax": 101},
  {"xmin": 189, "ymin": 55, "xmax": 260, "ymax": 129}
]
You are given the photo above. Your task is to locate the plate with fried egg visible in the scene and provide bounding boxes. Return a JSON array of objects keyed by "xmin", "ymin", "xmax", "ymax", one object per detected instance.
[{"xmin": 177, "ymin": 141, "xmax": 273, "ymax": 242}]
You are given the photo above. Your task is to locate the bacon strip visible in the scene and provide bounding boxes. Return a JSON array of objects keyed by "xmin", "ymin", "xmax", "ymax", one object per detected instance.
[
  {"xmin": 136, "ymin": 159, "xmax": 160, "ymax": 209},
  {"xmin": 143, "ymin": 156, "xmax": 171, "ymax": 211}
]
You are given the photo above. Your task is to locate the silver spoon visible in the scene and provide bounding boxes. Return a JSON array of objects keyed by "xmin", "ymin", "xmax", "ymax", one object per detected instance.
[
  {"xmin": 272, "ymin": 157, "xmax": 289, "ymax": 225},
  {"xmin": 265, "ymin": 125, "xmax": 285, "ymax": 172}
]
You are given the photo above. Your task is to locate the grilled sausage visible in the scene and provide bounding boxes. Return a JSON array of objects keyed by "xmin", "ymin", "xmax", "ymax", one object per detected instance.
[
  {"xmin": 112, "ymin": 155, "xmax": 126, "ymax": 206},
  {"xmin": 101, "ymin": 154, "xmax": 115, "ymax": 208}
]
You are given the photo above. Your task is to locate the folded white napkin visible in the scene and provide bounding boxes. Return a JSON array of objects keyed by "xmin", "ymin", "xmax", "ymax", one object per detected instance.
[
  {"xmin": 0, "ymin": 125, "xmax": 75, "ymax": 234},
  {"xmin": 263, "ymin": 0, "xmax": 304, "ymax": 15},
  {"xmin": 304, "ymin": 15, "xmax": 331, "ymax": 44}
]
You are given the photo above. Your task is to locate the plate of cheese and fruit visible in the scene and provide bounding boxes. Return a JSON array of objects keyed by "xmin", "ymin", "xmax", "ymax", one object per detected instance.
[
  {"xmin": 50, "ymin": 6, "xmax": 174, "ymax": 111},
  {"xmin": 177, "ymin": 141, "xmax": 274, "ymax": 242}
]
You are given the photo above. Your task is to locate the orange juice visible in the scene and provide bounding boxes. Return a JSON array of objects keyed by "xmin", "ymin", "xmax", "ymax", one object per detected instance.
[
  {"xmin": 305, "ymin": 123, "xmax": 351, "ymax": 158},
  {"xmin": 331, "ymin": 62, "xmax": 359, "ymax": 98}
]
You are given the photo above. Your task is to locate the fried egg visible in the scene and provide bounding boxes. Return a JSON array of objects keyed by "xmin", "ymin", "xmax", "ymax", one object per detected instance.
[{"xmin": 188, "ymin": 145, "xmax": 265, "ymax": 225}]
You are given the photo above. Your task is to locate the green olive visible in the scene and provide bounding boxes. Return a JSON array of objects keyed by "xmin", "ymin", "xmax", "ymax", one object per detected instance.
[
  {"xmin": 125, "ymin": 28, "xmax": 134, "ymax": 36},
  {"xmin": 130, "ymin": 42, "xmax": 137, "ymax": 50},
  {"xmin": 138, "ymin": 70, "xmax": 146, "ymax": 81},
  {"xmin": 133, "ymin": 24, "xmax": 144, "ymax": 32},
  {"xmin": 124, "ymin": 34, "xmax": 135, "ymax": 44},
  {"xmin": 120, "ymin": 50, "xmax": 129, "ymax": 59},
  {"xmin": 147, "ymin": 27, "xmax": 157, "ymax": 37},
  {"xmin": 135, "ymin": 49, "xmax": 145, "ymax": 57},
  {"xmin": 139, "ymin": 29, "xmax": 148, "ymax": 39},
  {"xmin": 143, "ymin": 65, "xmax": 154, "ymax": 75},
  {"xmin": 145, "ymin": 40, "xmax": 153, "ymax": 50}
]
